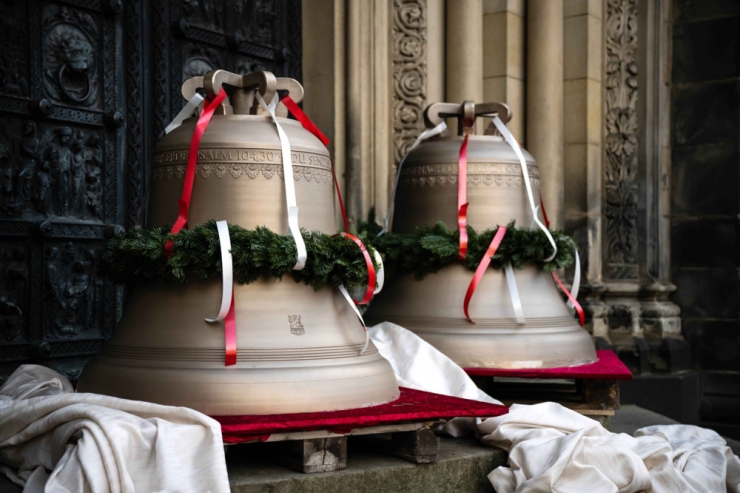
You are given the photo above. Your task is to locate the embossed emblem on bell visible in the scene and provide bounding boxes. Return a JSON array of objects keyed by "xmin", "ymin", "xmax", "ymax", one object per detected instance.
[
  {"xmin": 365, "ymin": 101, "xmax": 597, "ymax": 369},
  {"xmin": 77, "ymin": 71, "xmax": 399, "ymax": 415}
]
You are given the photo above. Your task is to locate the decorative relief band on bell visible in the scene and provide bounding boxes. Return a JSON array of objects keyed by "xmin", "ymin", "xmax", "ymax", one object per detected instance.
[
  {"xmin": 153, "ymin": 148, "xmax": 332, "ymax": 167},
  {"xmin": 101, "ymin": 342, "xmax": 378, "ymax": 362},
  {"xmin": 151, "ymin": 163, "xmax": 334, "ymax": 184},
  {"xmin": 151, "ymin": 148, "xmax": 333, "ymax": 183},
  {"xmin": 399, "ymin": 163, "xmax": 540, "ymax": 188}
]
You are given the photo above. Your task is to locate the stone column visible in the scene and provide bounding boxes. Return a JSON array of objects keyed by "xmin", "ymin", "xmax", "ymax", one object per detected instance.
[
  {"xmin": 446, "ymin": 0, "xmax": 483, "ymax": 129},
  {"xmin": 560, "ymin": 0, "xmax": 607, "ymax": 342},
  {"xmin": 527, "ymin": 0, "xmax": 564, "ymax": 229},
  {"xmin": 483, "ymin": 0, "xmax": 526, "ymax": 142},
  {"xmin": 302, "ymin": 0, "xmax": 346, "ymax": 230},
  {"xmin": 346, "ymin": 0, "xmax": 391, "ymax": 227}
]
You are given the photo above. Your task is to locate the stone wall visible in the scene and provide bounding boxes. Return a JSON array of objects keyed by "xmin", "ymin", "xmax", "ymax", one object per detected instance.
[{"xmin": 670, "ymin": 0, "xmax": 740, "ymax": 432}]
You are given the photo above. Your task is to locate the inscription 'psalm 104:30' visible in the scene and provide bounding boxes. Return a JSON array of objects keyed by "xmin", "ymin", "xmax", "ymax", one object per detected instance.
[{"xmin": 153, "ymin": 149, "xmax": 331, "ymax": 169}]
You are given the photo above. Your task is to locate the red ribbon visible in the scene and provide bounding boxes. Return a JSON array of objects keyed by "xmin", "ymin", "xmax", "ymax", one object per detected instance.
[
  {"xmin": 162, "ymin": 89, "xmax": 235, "ymax": 365},
  {"xmin": 539, "ymin": 194, "xmax": 551, "ymax": 229},
  {"xmin": 552, "ymin": 272, "xmax": 585, "ymax": 326},
  {"xmin": 464, "ymin": 227, "xmax": 507, "ymax": 323},
  {"xmin": 224, "ymin": 292, "xmax": 236, "ymax": 366},
  {"xmin": 282, "ymin": 97, "xmax": 376, "ymax": 304},
  {"xmin": 165, "ymin": 89, "xmax": 228, "ymax": 258},
  {"xmin": 458, "ymin": 135, "xmax": 469, "ymax": 261},
  {"xmin": 281, "ymin": 95, "xmax": 350, "ymax": 233},
  {"xmin": 281, "ymin": 95, "xmax": 329, "ymax": 146},
  {"xmin": 335, "ymin": 233, "xmax": 376, "ymax": 305},
  {"xmin": 539, "ymin": 197, "xmax": 585, "ymax": 326}
]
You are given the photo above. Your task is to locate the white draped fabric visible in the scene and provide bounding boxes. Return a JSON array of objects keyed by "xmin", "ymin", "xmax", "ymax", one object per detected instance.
[
  {"xmin": 477, "ymin": 402, "xmax": 740, "ymax": 493},
  {"xmin": 368, "ymin": 322, "xmax": 740, "ymax": 493},
  {"xmin": 0, "ymin": 365, "xmax": 229, "ymax": 493},
  {"xmin": 368, "ymin": 322, "xmax": 501, "ymax": 405}
]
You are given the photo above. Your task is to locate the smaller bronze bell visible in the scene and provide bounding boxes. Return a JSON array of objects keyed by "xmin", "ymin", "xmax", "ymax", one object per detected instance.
[
  {"xmin": 78, "ymin": 71, "xmax": 399, "ymax": 414},
  {"xmin": 366, "ymin": 101, "xmax": 597, "ymax": 369}
]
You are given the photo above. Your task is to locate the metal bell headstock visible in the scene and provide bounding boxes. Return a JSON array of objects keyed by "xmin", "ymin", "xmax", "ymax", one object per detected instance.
[
  {"xmin": 424, "ymin": 100, "xmax": 512, "ymax": 136},
  {"xmin": 180, "ymin": 70, "xmax": 304, "ymax": 118}
]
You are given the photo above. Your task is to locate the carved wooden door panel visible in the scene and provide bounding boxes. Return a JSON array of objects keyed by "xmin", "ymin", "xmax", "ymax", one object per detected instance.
[{"xmin": 0, "ymin": 0, "xmax": 301, "ymax": 382}]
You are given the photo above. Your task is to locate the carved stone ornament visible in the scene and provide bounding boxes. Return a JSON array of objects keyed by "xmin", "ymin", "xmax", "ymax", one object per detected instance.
[
  {"xmin": 0, "ymin": 119, "xmax": 105, "ymax": 220},
  {"xmin": 392, "ymin": 0, "xmax": 428, "ymax": 165},
  {"xmin": 42, "ymin": 5, "xmax": 100, "ymax": 108},
  {"xmin": 604, "ymin": 0, "xmax": 639, "ymax": 279}
]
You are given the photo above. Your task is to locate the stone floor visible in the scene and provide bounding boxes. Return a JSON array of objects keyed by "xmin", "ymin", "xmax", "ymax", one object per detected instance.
[{"xmin": 1, "ymin": 405, "xmax": 739, "ymax": 492}]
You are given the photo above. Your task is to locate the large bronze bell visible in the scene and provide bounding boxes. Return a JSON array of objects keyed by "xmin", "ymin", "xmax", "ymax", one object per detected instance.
[
  {"xmin": 78, "ymin": 71, "xmax": 399, "ymax": 414},
  {"xmin": 366, "ymin": 101, "xmax": 597, "ymax": 369}
]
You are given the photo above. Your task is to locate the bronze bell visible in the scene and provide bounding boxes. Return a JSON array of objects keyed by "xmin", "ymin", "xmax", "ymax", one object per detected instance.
[
  {"xmin": 78, "ymin": 71, "xmax": 399, "ymax": 414},
  {"xmin": 366, "ymin": 101, "xmax": 597, "ymax": 369}
]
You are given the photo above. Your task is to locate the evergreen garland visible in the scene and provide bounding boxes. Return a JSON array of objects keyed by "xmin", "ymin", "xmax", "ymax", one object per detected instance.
[
  {"xmin": 100, "ymin": 221, "xmax": 380, "ymax": 289},
  {"xmin": 361, "ymin": 220, "xmax": 577, "ymax": 279},
  {"xmin": 100, "ymin": 219, "xmax": 577, "ymax": 288}
]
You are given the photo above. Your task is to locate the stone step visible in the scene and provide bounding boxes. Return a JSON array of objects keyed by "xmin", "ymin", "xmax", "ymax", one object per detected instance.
[{"xmin": 226, "ymin": 436, "xmax": 507, "ymax": 493}]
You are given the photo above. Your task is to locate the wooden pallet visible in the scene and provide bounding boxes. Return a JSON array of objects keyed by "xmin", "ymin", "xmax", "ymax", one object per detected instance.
[
  {"xmin": 465, "ymin": 350, "xmax": 632, "ymax": 429},
  {"xmin": 471, "ymin": 376, "xmax": 619, "ymax": 427},
  {"xmin": 226, "ymin": 420, "xmax": 443, "ymax": 473}
]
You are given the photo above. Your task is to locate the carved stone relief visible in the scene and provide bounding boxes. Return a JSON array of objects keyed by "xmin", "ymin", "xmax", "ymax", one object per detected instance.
[
  {"xmin": 0, "ymin": 119, "xmax": 104, "ymax": 220},
  {"xmin": 604, "ymin": 0, "xmax": 639, "ymax": 279},
  {"xmin": 392, "ymin": 0, "xmax": 428, "ymax": 165},
  {"xmin": 43, "ymin": 241, "xmax": 102, "ymax": 340},
  {"xmin": 42, "ymin": 5, "xmax": 100, "ymax": 108},
  {"xmin": 183, "ymin": 0, "xmax": 226, "ymax": 32},
  {"xmin": 236, "ymin": 0, "xmax": 277, "ymax": 47}
]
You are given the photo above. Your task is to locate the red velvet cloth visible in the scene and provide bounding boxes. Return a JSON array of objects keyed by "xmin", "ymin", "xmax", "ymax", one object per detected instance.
[
  {"xmin": 212, "ymin": 387, "xmax": 508, "ymax": 444},
  {"xmin": 464, "ymin": 350, "xmax": 633, "ymax": 380}
]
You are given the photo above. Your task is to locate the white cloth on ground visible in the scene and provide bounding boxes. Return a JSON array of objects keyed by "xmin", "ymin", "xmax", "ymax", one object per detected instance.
[
  {"xmin": 0, "ymin": 364, "xmax": 229, "ymax": 493},
  {"xmin": 368, "ymin": 321, "xmax": 501, "ymax": 405},
  {"xmin": 476, "ymin": 402, "xmax": 740, "ymax": 493},
  {"xmin": 368, "ymin": 321, "xmax": 740, "ymax": 493}
]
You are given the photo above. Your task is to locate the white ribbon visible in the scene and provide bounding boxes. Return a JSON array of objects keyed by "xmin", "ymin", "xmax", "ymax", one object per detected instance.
[
  {"xmin": 380, "ymin": 121, "xmax": 447, "ymax": 235},
  {"xmin": 492, "ymin": 116, "xmax": 557, "ymax": 262},
  {"xmin": 205, "ymin": 220, "xmax": 233, "ymax": 323},
  {"xmin": 373, "ymin": 249, "xmax": 385, "ymax": 294},
  {"xmin": 567, "ymin": 250, "xmax": 581, "ymax": 309},
  {"xmin": 338, "ymin": 285, "xmax": 370, "ymax": 355},
  {"xmin": 530, "ymin": 205, "xmax": 541, "ymax": 229},
  {"xmin": 165, "ymin": 93, "xmax": 205, "ymax": 134},
  {"xmin": 256, "ymin": 92, "xmax": 307, "ymax": 271},
  {"xmin": 504, "ymin": 262, "xmax": 526, "ymax": 324}
]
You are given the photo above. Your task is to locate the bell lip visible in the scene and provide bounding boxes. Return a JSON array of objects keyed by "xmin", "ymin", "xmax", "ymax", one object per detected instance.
[
  {"xmin": 463, "ymin": 356, "xmax": 599, "ymax": 370},
  {"xmin": 77, "ymin": 355, "xmax": 402, "ymax": 416}
]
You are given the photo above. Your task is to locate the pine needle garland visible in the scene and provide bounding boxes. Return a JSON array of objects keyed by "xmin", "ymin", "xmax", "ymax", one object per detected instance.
[
  {"xmin": 100, "ymin": 219, "xmax": 577, "ymax": 288},
  {"xmin": 100, "ymin": 221, "xmax": 380, "ymax": 289},
  {"xmin": 361, "ymin": 220, "xmax": 577, "ymax": 278}
]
